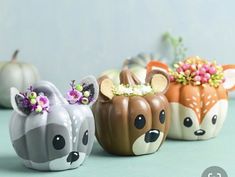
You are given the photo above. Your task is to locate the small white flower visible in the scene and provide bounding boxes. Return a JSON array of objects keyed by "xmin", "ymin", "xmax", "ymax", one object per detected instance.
[{"xmin": 113, "ymin": 84, "xmax": 154, "ymax": 96}]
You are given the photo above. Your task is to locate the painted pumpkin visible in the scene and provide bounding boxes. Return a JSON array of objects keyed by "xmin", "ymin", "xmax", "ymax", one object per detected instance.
[
  {"xmin": 0, "ymin": 50, "xmax": 40, "ymax": 108},
  {"xmin": 9, "ymin": 77, "xmax": 98, "ymax": 171},
  {"xmin": 147, "ymin": 57, "xmax": 235, "ymax": 140},
  {"xmin": 93, "ymin": 68, "xmax": 171, "ymax": 155},
  {"xmin": 100, "ymin": 53, "xmax": 167, "ymax": 84}
]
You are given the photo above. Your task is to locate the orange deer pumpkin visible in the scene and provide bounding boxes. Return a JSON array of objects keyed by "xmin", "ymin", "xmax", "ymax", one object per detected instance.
[
  {"xmin": 147, "ymin": 57, "xmax": 235, "ymax": 140},
  {"xmin": 92, "ymin": 69, "xmax": 171, "ymax": 155}
]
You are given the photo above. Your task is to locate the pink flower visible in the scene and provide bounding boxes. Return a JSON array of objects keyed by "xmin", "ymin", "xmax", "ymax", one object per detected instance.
[
  {"xmin": 209, "ymin": 67, "xmax": 216, "ymax": 74},
  {"xmin": 192, "ymin": 70, "xmax": 200, "ymax": 76},
  {"xmin": 204, "ymin": 73, "xmax": 211, "ymax": 79},
  {"xmin": 203, "ymin": 64, "xmax": 210, "ymax": 72},
  {"xmin": 169, "ymin": 75, "xmax": 175, "ymax": 82},
  {"xmin": 176, "ymin": 67, "xmax": 183, "ymax": 73},
  {"xmin": 201, "ymin": 77, "xmax": 208, "ymax": 83},
  {"xmin": 66, "ymin": 89, "xmax": 82, "ymax": 104},
  {"xmin": 199, "ymin": 67, "xmax": 206, "ymax": 75},
  {"xmin": 36, "ymin": 95, "xmax": 49, "ymax": 108},
  {"xmin": 182, "ymin": 64, "xmax": 190, "ymax": 71},
  {"xmin": 194, "ymin": 75, "xmax": 201, "ymax": 82}
]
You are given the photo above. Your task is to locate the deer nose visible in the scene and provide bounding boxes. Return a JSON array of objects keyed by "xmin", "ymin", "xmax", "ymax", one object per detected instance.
[
  {"xmin": 67, "ymin": 151, "xmax": 79, "ymax": 164},
  {"xmin": 194, "ymin": 129, "xmax": 206, "ymax": 136},
  {"xmin": 145, "ymin": 129, "xmax": 160, "ymax": 143}
]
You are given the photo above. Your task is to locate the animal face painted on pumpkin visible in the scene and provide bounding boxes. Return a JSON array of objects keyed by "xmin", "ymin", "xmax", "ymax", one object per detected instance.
[
  {"xmin": 93, "ymin": 69, "xmax": 171, "ymax": 155},
  {"xmin": 167, "ymin": 83, "xmax": 228, "ymax": 140},
  {"xmin": 147, "ymin": 57, "xmax": 235, "ymax": 140},
  {"xmin": 9, "ymin": 77, "xmax": 98, "ymax": 171}
]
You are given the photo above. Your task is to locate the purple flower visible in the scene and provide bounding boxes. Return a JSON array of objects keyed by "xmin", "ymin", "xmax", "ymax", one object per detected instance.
[
  {"xmin": 36, "ymin": 95, "xmax": 49, "ymax": 108},
  {"xmin": 66, "ymin": 89, "xmax": 82, "ymax": 104}
]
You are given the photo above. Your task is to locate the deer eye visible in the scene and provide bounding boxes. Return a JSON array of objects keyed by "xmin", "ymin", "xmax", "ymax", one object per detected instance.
[
  {"xmin": 159, "ymin": 110, "xmax": 165, "ymax": 124},
  {"xmin": 212, "ymin": 115, "xmax": 217, "ymax": 125},
  {"xmin": 183, "ymin": 117, "xmax": 193, "ymax": 127},
  {"xmin": 134, "ymin": 114, "xmax": 146, "ymax": 129}
]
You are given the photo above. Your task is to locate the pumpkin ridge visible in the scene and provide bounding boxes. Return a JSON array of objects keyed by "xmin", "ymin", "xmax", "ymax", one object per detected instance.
[
  {"xmin": 178, "ymin": 84, "xmax": 187, "ymax": 139},
  {"xmin": 23, "ymin": 116, "xmax": 30, "ymax": 162},
  {"xmin": 160, "ymin": 95, "xmax": 171, "ymax": 142},
  {"xmin": 108, "ymin": 100, "xmax": 115, "ymax": 152},
  {"xmin": 126, "ymin": 96, "xmax": 132, "ymax": 154},
  {"xmin": 143, "ymin": 95, "xmax": 154, "ymax": 154}
]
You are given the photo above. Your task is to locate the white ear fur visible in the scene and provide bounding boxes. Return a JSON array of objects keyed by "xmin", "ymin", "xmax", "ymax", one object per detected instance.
[
  {"xmin": 223, "ymin": 65, "xmax": 235, "ymax": 91},
  {"xmin": 10, "ymin": 87, "xmax": 27, "ymax": 116}
]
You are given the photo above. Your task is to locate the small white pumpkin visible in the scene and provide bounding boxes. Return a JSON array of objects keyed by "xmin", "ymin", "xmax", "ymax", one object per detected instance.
[
  {"xmin": 0, "ymin": 50, "xmax": 40, "ymax": 108},
  {"xmin": 100, "ymin": 53, "xmax": 169, "ymax": 85}
]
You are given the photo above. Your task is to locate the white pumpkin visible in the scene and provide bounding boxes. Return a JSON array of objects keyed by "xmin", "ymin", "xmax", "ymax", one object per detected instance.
[
  {"xmin": 100, "ymin": 53, "xmax": 169, "ymax": 85},
  {"xmin": 0, "ymin": 50, "xmax": 40, "ymax": 108}
]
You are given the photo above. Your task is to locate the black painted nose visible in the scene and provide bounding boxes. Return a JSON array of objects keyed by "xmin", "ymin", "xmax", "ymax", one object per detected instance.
[
  {"xmin": 145, "ymin": 129, "xmax": 160, "ymax": 143},
  {"xmin": 194, "ymin": 129, "xmax": 206, "ymax": 136},
  {"xmin": 67, "ymin": 151, "xmax": 79, "ymax": 164}
]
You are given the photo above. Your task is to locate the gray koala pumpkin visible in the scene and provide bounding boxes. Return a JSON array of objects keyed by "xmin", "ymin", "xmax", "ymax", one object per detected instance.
[{"xmin": 9, "ymin": 77, "xmax": 98, "ymax": 171}]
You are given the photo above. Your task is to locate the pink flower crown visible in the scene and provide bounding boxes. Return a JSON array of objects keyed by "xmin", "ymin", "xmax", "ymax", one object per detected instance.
[
  {"xmin": 169, "ymin": 57, "xmax": 225, "ymax": 87},
  {"xmin": 19, "ymin": 86, "xmax": 50, "ymax": 113}
]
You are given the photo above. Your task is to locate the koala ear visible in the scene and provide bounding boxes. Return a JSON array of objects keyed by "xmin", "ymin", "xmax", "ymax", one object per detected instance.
[
  {"xmin": 98, "ymin": 76, "xmax": 114, "ymax": 100},
  {"xmin": 11, "ymin": 88, "xmax": 30, "ymax": 116},
  {"xmin": 146, "ymin": 69, "xmax": 170, "ymax": 94},
  {"xmin": 79, "ymin": 76, "xmax": 99, "ymax": 106},
  {"xmin": 223, "ymin": 65, "xmax": 235, "ymax": 91}
]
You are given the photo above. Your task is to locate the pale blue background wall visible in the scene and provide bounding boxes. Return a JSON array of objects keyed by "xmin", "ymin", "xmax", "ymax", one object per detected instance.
[{"xmin": 1, "ymin": 0, "xmax": 235, "ymax": 91}]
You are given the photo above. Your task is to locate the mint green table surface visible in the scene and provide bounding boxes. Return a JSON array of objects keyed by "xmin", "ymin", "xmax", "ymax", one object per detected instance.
[{"xmin": 0, "ymin": 100, "xmax": 234, "ymax": 177}]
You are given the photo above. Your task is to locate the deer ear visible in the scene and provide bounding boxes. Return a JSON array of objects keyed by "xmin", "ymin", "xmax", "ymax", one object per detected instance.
[
  {"xmin": 11, "ymin": 88, "xmax": 30, "ymax": 116},
  {"xmin": 223, "ymin": 65, "xmax": 235, "ymax": 91},
  {"xmin": 99, "ymin": 76, "xmax": 114, "ymax": 100},
  {"xmin": 146, "ymin": 61, "xmax": 169, "ymax": 73},
  {"xmin": 146, "ymin": 69, "xmax": 170, "ymax": 94}
]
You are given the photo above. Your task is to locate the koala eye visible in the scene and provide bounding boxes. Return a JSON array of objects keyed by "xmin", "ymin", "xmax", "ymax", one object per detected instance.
[
  {"xmin": 82, "ymin": 130, "xmax": 89, "ymax": 145},
  {"xmin": 159, "ymin": 110, "xmax": 165, "ymax": 124},
  {"xmin": 212, "ymin": 115, "xmax": 217, "ymax": 125},
  {"xmin": 134, "ymin": 114, "xmax": 146, "ymax": 129},
  {"xmin": 183, "ymin": 117, "xmax": 193, "ymax": 128},
  {"xmin": 53, "ymin": 135, "xmax": 65, "ymax": 150}
]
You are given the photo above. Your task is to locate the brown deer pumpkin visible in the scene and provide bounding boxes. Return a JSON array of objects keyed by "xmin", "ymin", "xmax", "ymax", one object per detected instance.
[{"xmin": 92, "ymin": 69, "xmax": 170, "ymax": 155}]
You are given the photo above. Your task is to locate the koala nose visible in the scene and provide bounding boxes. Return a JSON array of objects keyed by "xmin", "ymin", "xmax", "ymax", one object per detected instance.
[
  {"xmin": 67, "ymin": 151, "xmax": 79, "ymax": 164},
  {"xmin": 145, "ymin": 129, "xmax": 160, "ymax": 143}
]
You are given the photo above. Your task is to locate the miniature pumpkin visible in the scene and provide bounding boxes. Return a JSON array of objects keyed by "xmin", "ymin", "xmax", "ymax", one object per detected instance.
[
  {"xmin": 9, "ymin": 77, "xmax": 98, "ymax": 171},
  {"xmin": 147, "ymin": 57, "xmax": 235, "ymax": 140},
  {"xmin": 101, "ymin": 53, "xmax": 167, "ymax": 84},
  {"xmin": 0, "ymin": 50, "xmax": 40, "ymax": 108},
  {"xmin": 93, "ymin": 69, "xmax": 171, "ymax": 155}
]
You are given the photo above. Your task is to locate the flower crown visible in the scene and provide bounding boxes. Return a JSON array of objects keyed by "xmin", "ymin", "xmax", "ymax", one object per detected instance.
[
  {"xmin": 66, "ymin": 80, "xmax": 93, "ymax": 105},
  {"xmin": 169, "ymin": 57, "xmax": 225, "ymax": 87},
  {"xmin": 112, "ymin": 84, "xmax": 154, "ymax": 96},
  {"xmin": 20, "ymin": 86, "xmax": 50, "ymax": 113}
]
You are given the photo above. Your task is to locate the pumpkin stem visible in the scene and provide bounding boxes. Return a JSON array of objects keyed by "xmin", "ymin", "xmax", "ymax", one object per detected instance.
[
  {"xmin": 11, "ymin": 50, "xmax": 19, "ymax": 62},
  {"xmin": 122, "ymin": 59, "xmax": 130, "ymax": 70},
  {"xmin": 119, "ymin": 69, "xmax": 141, "ymax": 85}
]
